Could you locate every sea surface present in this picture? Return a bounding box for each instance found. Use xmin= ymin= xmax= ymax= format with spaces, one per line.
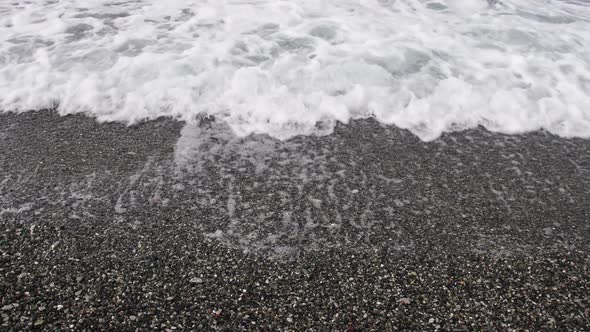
xmin=1 ymin=0 xmax=590 ymax=140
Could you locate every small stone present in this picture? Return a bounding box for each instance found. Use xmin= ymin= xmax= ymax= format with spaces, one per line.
xmin=56 ymin=305 xmax=63 ymax=310
xmin=129 ymin=315 xmax=137 ymax=321
xmin=212 ymin=310 xmax=222 ymax=319
xmin=429 ymin=318 xmax=435 ymax=324
xmin=1 ymin=305 xmax=13 ymax=311
xmin=34 ymin=319 xmax=44 ymax=326
xmin=399 ymin=298 xmax=411 ymax=305
xmin=309 ymin=197 xmax=322 ymax=208
xmin=286 ymin=316 xmax=293 ymax=323
xmin=189 ymin=277 xmax=203 ymax=284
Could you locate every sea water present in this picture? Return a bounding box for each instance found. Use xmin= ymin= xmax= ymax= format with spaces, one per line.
xmin=1 ymin=0 xmax=589 ymax=140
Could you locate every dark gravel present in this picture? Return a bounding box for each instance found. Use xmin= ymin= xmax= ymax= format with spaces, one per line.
xmin=1 ymin=110 xmax=589 ymax=331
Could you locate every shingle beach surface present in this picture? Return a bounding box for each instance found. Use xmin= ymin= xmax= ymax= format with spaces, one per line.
xmin=1 ymin=111 xmax=589 ymax=330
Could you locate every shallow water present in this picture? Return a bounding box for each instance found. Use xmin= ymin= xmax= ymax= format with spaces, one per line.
xmin=1 ymin=0 xmax=590 ymax=140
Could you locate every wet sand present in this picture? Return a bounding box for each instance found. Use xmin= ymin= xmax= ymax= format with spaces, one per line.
xmin=1 ymin=111 xmax=589 ymax=330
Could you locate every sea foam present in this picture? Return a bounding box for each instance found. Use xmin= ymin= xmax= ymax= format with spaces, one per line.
xmin=1 ymin=0 xmax=589 ymax=140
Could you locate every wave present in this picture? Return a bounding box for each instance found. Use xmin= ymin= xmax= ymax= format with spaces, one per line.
xmin=1 ymin=0 xmax=589 ymax=140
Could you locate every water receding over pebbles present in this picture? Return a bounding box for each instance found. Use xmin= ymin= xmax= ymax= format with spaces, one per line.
xmin=1 ymin=111 xmax=589 ymax=329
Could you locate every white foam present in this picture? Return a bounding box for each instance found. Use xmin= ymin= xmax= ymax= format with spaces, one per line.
xmin=1 ymin=0 xmax=590 ymax=140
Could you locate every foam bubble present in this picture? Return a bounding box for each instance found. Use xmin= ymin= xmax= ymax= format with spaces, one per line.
xmin=1 ymin=0 xmax=590 ymax=140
